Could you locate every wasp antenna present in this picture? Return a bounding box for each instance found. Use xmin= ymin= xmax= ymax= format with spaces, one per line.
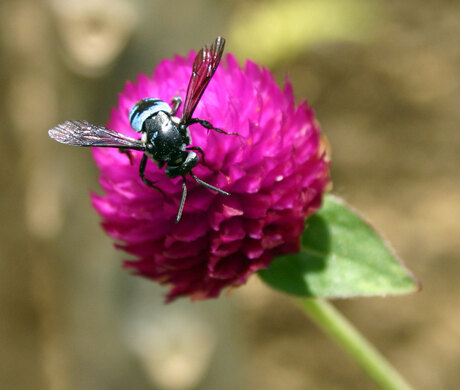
xmin=176 ymin=177 xmax=188 ymax=223
xmin=190 ymin=173 xmax=230 ymax=196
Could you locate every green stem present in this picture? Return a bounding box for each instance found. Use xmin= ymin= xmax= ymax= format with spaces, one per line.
xmin=298 ymin=298 xmax=413 ymax=390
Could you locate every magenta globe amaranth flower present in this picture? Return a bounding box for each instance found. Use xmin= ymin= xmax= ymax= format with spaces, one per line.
xmin=91 ymin=51 xmax=330 ymax=301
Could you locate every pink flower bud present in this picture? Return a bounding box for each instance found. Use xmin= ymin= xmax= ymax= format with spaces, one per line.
xmin=91 ymin=51 xmax=330 ymax=301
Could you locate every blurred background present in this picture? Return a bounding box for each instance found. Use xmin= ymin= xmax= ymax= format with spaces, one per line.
xmin=1 ymin=0 xmax=459 ymax=389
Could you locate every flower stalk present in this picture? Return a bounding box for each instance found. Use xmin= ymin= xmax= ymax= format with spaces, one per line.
xmin=298 ymin=299 xmax=413 ymax=390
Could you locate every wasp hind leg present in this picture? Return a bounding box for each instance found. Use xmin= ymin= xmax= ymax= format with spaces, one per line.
xmin=174 ymin=173 xmax=229 ymax=223
xmin=175 ymin=176 xmax=188 ymax=223
xmin=190 ymin=172 xmax=230 ymax=196
xmin=187 ymin=146 xmax=206 ymax=165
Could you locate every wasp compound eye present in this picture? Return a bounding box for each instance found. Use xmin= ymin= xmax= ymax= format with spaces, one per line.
xmin=129 ymin=98 xmax=172 ymax=132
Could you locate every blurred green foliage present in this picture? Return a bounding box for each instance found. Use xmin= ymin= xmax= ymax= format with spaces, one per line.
xmin=229 ymin=0 xmax=382 ymax=65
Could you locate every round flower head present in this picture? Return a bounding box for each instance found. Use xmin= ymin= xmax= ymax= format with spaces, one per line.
xmin=91 ymin=51 xmax=330 ymax=301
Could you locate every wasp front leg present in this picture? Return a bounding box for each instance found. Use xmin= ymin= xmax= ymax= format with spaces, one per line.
xmin=170 ymin=96 xmax=182 ymax=116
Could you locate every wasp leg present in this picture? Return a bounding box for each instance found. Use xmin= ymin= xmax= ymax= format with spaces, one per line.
xmin=187 ymin=146 xmax=206 ymax=165
xmin=187 ymin=118 xmax=238 ymax=135
xmin=119 ymin=148 xmax=134 ymax=165
xmin=175 ymin=176 xmax=187 ymax=223
xmin=190 ymin=172 xmax=230 ymax=196
xmin=171 ymin=96 xmax=182 ymax=116
xmin=139 ymin=154 xmax=166 ymax=197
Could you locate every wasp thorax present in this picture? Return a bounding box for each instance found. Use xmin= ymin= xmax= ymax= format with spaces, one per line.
xmin=142 ymin=111 xmax=187 ymax=164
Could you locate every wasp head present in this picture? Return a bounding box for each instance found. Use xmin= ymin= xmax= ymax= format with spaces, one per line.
xmin=129 ymin=98 xmax=172 ymax=132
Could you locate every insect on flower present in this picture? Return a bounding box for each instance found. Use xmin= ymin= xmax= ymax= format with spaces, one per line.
xmin=48 ymin=36 xmax=236 ymax=222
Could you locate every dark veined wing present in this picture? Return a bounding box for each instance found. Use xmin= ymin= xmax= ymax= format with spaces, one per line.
xmin=181 ymin=36 xmax=225 ymax=123
xmin=48 ymin=120 xmax=145 ymax=150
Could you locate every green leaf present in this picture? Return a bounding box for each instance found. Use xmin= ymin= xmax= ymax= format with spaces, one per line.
xmin=259 ymin=195 xmax=419 ymax=298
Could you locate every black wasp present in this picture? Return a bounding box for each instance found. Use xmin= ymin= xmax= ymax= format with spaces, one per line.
xmin=48 ymin=36 xmax=236 ymax=223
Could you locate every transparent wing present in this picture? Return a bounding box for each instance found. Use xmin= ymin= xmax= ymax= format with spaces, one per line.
xmin=48 ymin=120 xmax=145 ymax=150
xmin=181 ymin=36 xmax=225 ymax=123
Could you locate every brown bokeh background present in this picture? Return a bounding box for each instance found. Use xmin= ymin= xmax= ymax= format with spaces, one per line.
xmin=1 ymin=0 xmax=459 ymax=389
